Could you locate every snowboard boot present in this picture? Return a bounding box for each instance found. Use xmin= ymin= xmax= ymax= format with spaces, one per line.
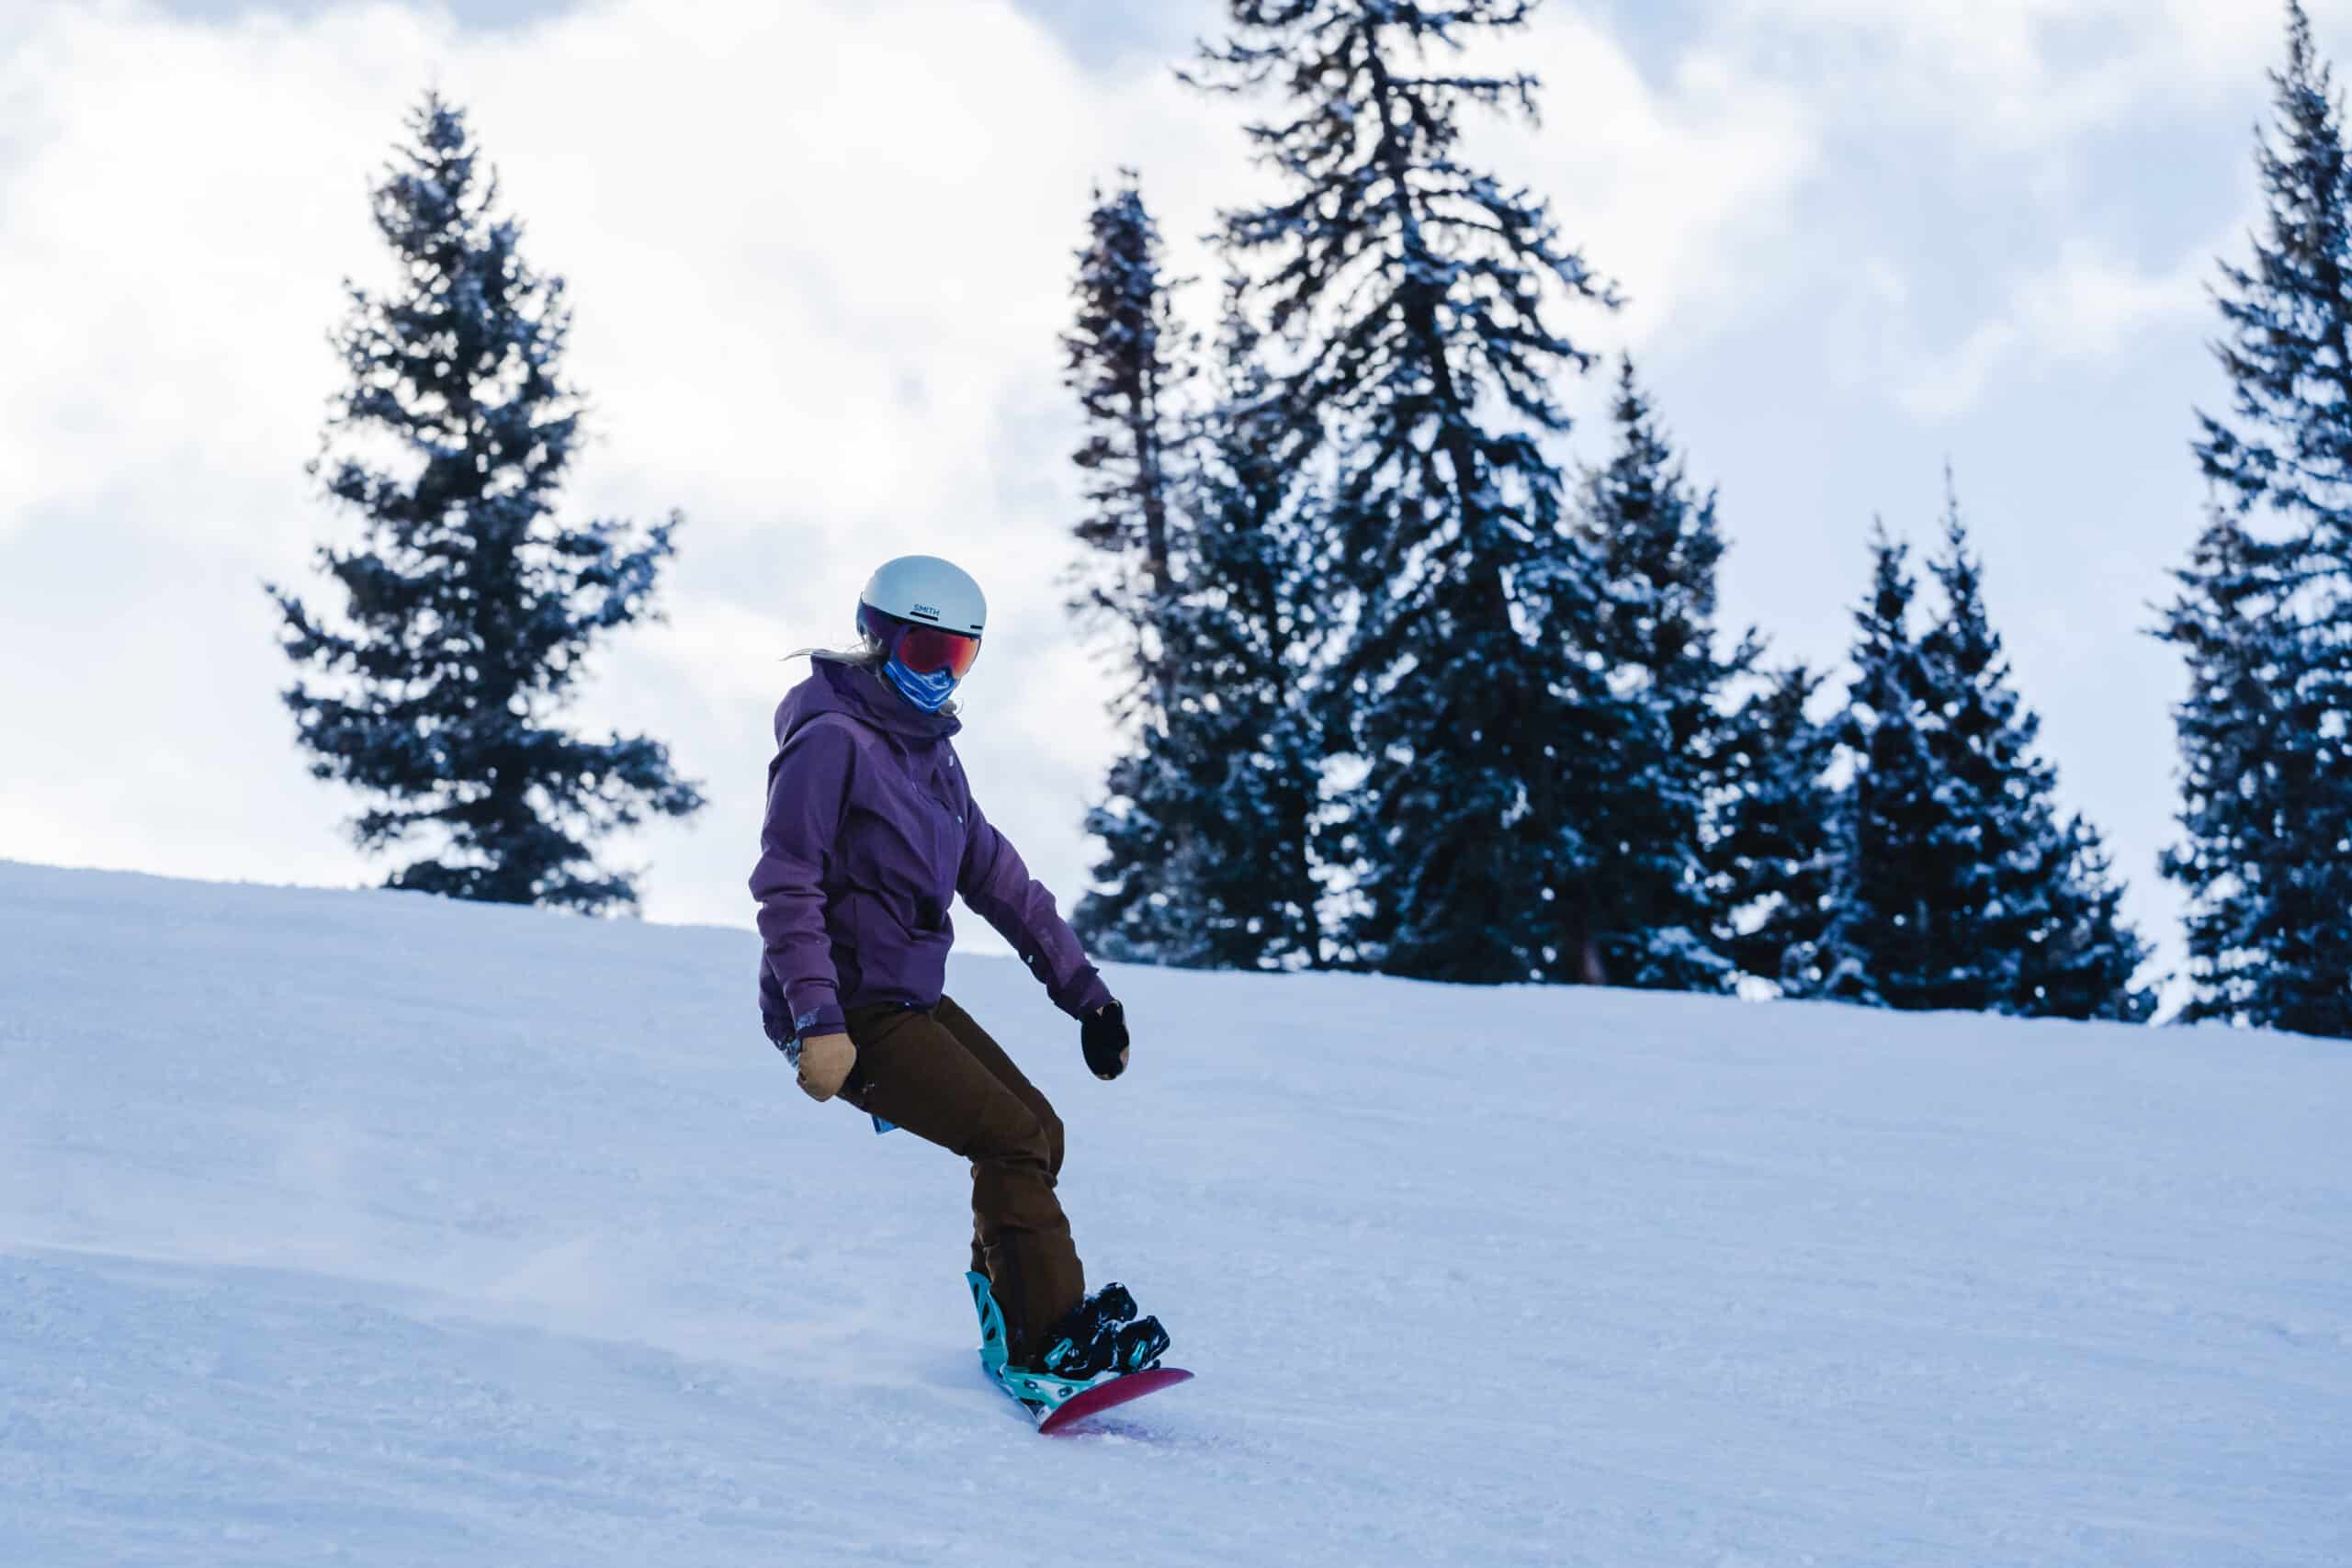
xmin=1036 ymin=1281 xmax=1138 ymax=1379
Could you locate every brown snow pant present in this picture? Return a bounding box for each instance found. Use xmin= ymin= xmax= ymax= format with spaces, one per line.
xmin=840 ymin=995 xmax=1081 ymax=1364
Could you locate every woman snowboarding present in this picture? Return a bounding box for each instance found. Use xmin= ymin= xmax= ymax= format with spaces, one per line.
xmin=751 ymin=554 xmax=1170 ymax=1386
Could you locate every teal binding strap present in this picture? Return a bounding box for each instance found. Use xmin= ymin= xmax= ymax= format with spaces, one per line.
xmin=965 ymin=1271 xmax=1093 ymax=1416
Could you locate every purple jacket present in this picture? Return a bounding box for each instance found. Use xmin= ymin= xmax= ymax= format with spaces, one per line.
xmin=751 ymin=657 xmax=1113 ymax=1039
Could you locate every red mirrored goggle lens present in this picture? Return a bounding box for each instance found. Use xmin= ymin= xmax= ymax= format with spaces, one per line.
xmin=893 ymin=624 xmax=981 ymax=679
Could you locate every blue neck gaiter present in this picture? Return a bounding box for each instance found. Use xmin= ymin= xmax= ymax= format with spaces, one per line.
xmin=883 ymin=655 xmax=959 ymax=714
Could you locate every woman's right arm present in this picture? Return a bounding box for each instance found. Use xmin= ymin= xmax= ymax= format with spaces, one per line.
xmin=750 ymin=717 xmax=855 ymax=1041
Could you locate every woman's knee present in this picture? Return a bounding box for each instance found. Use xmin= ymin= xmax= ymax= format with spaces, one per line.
xmin=972 ymin=1099 xmax=1054 ymax=1171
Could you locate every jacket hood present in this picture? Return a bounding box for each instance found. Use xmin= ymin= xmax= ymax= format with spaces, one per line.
xmin=774 ymin=655 xmax=963 ymax=749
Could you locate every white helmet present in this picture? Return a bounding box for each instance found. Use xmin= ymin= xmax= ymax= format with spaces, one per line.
xmin=859 ymin=555 xmax=987 ymax=638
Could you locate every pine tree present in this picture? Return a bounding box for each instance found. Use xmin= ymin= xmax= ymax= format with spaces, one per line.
xmin=2165 ymin=0 xmax=2352 ymax=1036
xmin=2202 ymin=2 xmax=2352 ymax=565
xmin=1064 ymin=172 xmax=1191 ymax=717
xmin=1079 ymin=276 xmax=1324 ymax=969
xmin=1572 ymin=358 xmax=1747 ymax=990
xmin=268 ymin=94 xmax=703 ymax=913
xmin=1711 ymin=662 xmax=1839 ymax=992
xmin=1190 ymin=0 xmax=1621 ymax=985
xmin=1807 ymin=526 xmax=1948 ymax=1006
xmin=2159 ymin=512 xmax=2340 ymax=1028
xmin=1813 ymin=502 xmax=2152 ymax=1020
xmin=2036 ymin=815 xmax=2158 ymax=1022
xmin=1918 ymin=484 xmax=2152 ymax=1021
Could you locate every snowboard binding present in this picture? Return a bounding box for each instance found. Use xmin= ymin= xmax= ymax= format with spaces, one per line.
xmin=967 ymin=1271 xmax=1098 ymax=1419
xmin=1039 ymin=1282 xmax=1171 ymax=1380
xmin=967 ymin=1272 xmax=1194 ymax=1435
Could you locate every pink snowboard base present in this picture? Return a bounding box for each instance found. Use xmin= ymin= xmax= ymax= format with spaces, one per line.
xmin=1035 ymin=1367 xmax=1195 ymax=1435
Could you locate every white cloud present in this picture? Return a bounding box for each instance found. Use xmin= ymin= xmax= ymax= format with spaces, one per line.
xmin=1893 ymin=239 xmax=2210 ymax=419
xmin=1468 ymin=8 xmax=1819 ymax=343
xmin=1727 ymin=0 xmax=2352 ymax=148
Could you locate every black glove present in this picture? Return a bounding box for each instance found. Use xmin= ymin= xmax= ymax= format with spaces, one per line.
xmin=1081 ymin=1001 xmax=1129 ymax=1081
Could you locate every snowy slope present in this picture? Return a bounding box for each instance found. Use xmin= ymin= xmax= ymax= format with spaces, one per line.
xmin=1 ymin=859 xmax=2346 ymax=1567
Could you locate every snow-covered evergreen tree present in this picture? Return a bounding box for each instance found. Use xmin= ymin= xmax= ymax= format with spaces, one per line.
xmin=1812 ymin=502 xmax=2152 ymax=1020
xmin=1918 ymin=487 xmax=2152 ymax=1021
xmin=2165 ymin=0 xmax=2352 ymax=1037
xmin=1806 ymin=527 xmax=1947 ymax=1007
xmin=1190 ymin=0 xmax=1620 ymax=985
xmin=1064 ymin=172 xmax=1191 ymax=717
xmin=2035 ymin=815 xmax=2159 ymax=1022
xmin=1572 ymin=358 xmax=1747 ymax=990
xmin=267 ymin=94 xmax=703 ymax=913
xmin=2159 ymin=512 xmax=2341 ymax=1030
xmin=1711 ymin=662 xmax=1839 ymax=992
xmin=1078 ymin=276 xmax=1324 ymax=970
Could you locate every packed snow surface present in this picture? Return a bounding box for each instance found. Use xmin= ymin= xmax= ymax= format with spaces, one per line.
xmin=3 ymin=860 xmax=2347 ymax=1565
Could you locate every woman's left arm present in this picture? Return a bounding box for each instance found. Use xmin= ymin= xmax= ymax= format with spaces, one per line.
xmin=956 ymin=789 xmax=1114 ymax=1020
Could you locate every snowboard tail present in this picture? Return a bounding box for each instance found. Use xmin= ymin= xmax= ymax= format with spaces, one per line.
xmin=965 ymin=1272 xmax=1193 ymax=1435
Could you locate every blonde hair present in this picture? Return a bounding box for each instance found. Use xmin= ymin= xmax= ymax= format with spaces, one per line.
xmin=784 ymin=635 xmax=888 ymax=669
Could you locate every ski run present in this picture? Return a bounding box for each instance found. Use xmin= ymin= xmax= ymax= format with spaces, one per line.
xmin=2 ymin=860 xmax=2346 ymax=1565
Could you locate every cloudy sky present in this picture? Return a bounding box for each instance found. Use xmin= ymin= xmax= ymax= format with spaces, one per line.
xmin=0 ymin=0 xmax=2330 ymax=991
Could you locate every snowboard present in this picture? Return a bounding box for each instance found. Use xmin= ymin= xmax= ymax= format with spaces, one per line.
xmin=965 ymin=1272 xmax=1194 ymax=1435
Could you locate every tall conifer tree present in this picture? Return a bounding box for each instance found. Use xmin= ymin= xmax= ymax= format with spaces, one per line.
xmin=1190 ymin=0 xmax=1621 ymax=984
xmin=1079 ymin=277 xmax=1324 ymax=969
xmin=1064 ymin=172 xmax=1190 ymax=718
xmin=1815 ymin=504 xmax=2151 ymax=1019
xmin=268 ymin=94 xmax=702 ymax=912
xmin=1808 ymin=528 xmax=1947 ymax=1006
xmin=2165 ymin=0 xmax=2352 ymax=1036
xmin=1919 ymin=486 xmax=2152 ymax=1020
xmin=1573 ymin=359 xmax=1747 ymax=989
xmin=2160 ymin=513 xmax=2335 ymax=1027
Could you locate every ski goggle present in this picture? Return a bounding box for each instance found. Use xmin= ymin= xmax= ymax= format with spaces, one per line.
xmin=862 ymin=605 xmax=981 ymax=679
